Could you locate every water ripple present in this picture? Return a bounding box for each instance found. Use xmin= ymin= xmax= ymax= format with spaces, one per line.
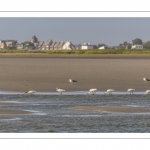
xmin=0 ymin=94 xmax=149 ymax=132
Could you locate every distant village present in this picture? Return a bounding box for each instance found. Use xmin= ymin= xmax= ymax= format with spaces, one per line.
xmin=0 ymin=36 xmax=145 ymax=50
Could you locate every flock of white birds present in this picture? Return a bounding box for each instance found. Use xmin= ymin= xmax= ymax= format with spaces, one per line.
xmin=25 ymin=78 xmax=150 ymax=95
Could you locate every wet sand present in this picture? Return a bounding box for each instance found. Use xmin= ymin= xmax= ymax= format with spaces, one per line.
xmin=0 ymin=54 xmax=150 ymax=92
xmin=69 ymin=106 xmax=150 ymax=113
xmin=0 ymin=101 xmax=17 ymax=105
xmin=0 ymin=101 xmax=31 ymax=115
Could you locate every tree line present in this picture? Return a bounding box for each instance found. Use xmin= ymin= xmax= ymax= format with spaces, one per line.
xmin=92 ymin=38 xmax=150 ymax=49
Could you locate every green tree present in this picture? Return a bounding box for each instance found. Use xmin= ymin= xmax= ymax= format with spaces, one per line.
xmin=118 ymin=44 xmax=124 ymax=49
xmin=143 ymin=41 xmax=150 ymax=49
xmin=5 ymin=40 xmax=17 ymax=50
xmin=23 ymin=41 xmax=34 ymax=50
xmin=126 ymin=43 xmax=131 ymax=49
xmin=98 ymin=43 xmax=106 ymax=48
xmin=93 ymin=45 xmax=98 ymax=49
xmin=132 ymin=38 xmax=143 ymax=45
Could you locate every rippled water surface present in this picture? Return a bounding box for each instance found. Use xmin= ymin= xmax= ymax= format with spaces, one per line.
xmin=0 ymin=92 xmax=150 ymax=133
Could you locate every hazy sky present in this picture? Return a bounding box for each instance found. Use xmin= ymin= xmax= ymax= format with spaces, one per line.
xmin=0 ymin=18 xmax=150 ymax=46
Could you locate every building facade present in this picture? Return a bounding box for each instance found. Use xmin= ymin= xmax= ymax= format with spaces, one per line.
xmin=98 ymin=45 xmax=108 ymax=49
xmin=81 ymin=43 xmax=93 ymax=49
xmin=62 ymin=41 xmax=75 ymax=50
xmin=131 ymin=45 xmax=143 ymax=49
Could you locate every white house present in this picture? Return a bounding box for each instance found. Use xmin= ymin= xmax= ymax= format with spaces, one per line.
xmin=81 ymin=43 xmax=93 ymax=50
xmin=62 ymin=41 xmax=75 ymax=50
xmin=16 ymin=43 xmax=24 ymax=50
xmin=98 ymin=45 xmax=108 ymax=49
xmin=131 ymin=45 xmax=143 ymax=49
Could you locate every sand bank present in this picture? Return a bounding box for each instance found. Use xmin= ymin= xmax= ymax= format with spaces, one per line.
xmin=0 ymin=54 xmax=150 ymax=92
xmin=0 ymin=108 xmax=31 ymax=114
xmin=0 ymin=101 xmax=31 ymax=115
xmin=0 ymin=101 xmax=18 ymax=105
xmin=69 ymin=106 xmax=150 ymax=113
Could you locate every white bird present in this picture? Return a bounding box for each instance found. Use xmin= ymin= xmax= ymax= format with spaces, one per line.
xmin=56 ymin=88 xmax=65 ymax=95
xmin=143 ymin=78 xmax=150 ymax=82
xmin=69 ymin=79 xmax=77 ymax=83
xmin=126 ymin=89 xmax=135 ymax=95
xmin=25 ymin=90 xmax=36 ymax=95
xmin=87 ymin=88 xmax=97 ymax=95
xmin=104 ymin=89 xmax=114 ymax=95
xmin=144 ymin=90 xmax=150 ymax=95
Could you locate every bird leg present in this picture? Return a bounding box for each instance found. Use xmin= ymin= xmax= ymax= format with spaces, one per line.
xmin=93 ymin=91 xmax=96 ymax=95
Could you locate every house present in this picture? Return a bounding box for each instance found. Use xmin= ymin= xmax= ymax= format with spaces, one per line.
xmin=54 ymin=42 xmax=60 ymax=50
xmin=0 ymin=40 xmax=6 ymax=49
xmin=23 ymin=42 xmax=35 ymax=50
xmin=30 ymin=36 xmax=38 ymax=43
xmin=41 ymin=39 xmax=53 ymax=50
xmin=0 ymin=40 xmax=16 ymax=49
xmin=57 ymin=42 xmax=64 ymax=50
xmin=37 ymin=41 xmax=44 ymax=50
xmin=16 ymin=43 xmax=24 ymax=50
xmin=131 ymin=45 xmax=143 ymax=49
xmin=49 ymin=41 xmax=57 ymax=50
xmin=74 ymin=44 xmax=81 ymax=50
xmin=62 ymin=41 xmax=76 ymax=50
xmin=81 ymin=43 xmax=93 ymax=50
xmin=98 ymin=45 xmax=108 ymax=49
xmin=33 ymin=43 xmax=39 ymax=49
xmin=5 ymin=40 xmax=16 ymax=47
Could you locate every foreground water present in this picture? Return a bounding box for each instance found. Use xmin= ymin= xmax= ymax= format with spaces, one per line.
xmin=0 ymin=91 xmax=150 ymax=133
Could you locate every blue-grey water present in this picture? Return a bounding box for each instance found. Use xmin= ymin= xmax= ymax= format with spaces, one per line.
xmin=0 ymin=91 xmax=150 ymax=133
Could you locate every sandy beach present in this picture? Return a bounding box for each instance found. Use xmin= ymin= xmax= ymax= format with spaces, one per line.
xmin=0 ymin=54 xmax=150 ymax=92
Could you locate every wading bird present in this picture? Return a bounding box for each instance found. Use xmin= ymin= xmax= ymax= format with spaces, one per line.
xmin=126 ymin=89 xmax=135 ymax=95
xmin=145 ymin=90 xmax=150 ymax=95
xmin=104 ymin=89 xmax=114 ymax=95
xmin=56 ymin=88 xmax=65 ymax=95
xmin=25 ymin=90 xmax=36 ymax=95
xmin=69 ymin=79 xmax=77 ymax=83
xmin=87 ymin=88 xmax=97 ymax=95
xmin=143 ymin=78 xmax=150 ymax=82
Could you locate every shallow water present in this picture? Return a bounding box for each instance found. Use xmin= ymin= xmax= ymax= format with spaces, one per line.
xmin=0 ymin=91 xmax=150 ymax=133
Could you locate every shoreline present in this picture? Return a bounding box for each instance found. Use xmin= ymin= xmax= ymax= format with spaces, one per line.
xmin=0 ymin=90 xmax=148 ymax=94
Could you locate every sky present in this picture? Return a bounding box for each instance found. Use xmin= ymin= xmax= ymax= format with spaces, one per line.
xmin=0 ymin=17 xmax=150 ymax=46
